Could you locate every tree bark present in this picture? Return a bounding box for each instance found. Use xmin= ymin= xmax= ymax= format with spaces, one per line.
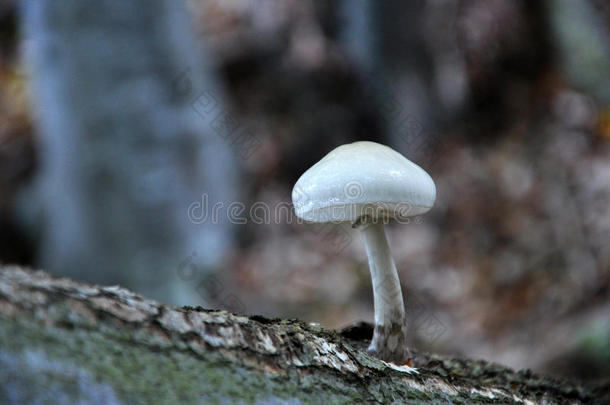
xmin=0 ymin=266 xmax=605 ymax=404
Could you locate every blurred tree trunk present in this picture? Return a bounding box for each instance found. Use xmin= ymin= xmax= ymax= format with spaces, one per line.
xmin=339 ymin=0 xmax=465 ymax=166
xmin=1 ymin=266 xmax=605 ymax=404
xmin=548 ymin=0 xmax=610 ymax=105
xmin=372 ymin=0 xmax=439 ymax=147
xmin=21 ymin=0 xmax=237 ymax=304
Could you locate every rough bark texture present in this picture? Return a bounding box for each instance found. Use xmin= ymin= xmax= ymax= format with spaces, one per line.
xmin=0 ymin=266 xmax=607 ymax=404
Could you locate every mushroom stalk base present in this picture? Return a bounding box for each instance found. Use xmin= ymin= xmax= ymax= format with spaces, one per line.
xmin=360 ymin=221 xmax=409 ymax=364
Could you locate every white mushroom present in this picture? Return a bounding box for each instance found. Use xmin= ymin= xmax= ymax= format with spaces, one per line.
xmin=292 ymin=141 xmax=436 ymax=364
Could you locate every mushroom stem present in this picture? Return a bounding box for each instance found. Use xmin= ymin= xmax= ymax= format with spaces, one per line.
xmin=360 ymin=220 xmax=408 ymax=363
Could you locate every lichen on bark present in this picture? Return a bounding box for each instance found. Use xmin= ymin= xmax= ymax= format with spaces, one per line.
xmin=0 ymin=266 xmax=606 ymax=404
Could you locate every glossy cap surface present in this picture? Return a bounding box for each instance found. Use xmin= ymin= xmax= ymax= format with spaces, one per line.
xmin=292 ymin=141 xmax=436 ymax=223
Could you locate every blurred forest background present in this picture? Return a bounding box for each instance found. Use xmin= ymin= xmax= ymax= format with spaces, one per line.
xmin=1 ymin=0 xmax=609 ymax=383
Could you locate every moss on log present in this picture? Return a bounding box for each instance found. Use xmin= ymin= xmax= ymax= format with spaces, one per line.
xmin=0 ymin=266 xmax=606 ymax=404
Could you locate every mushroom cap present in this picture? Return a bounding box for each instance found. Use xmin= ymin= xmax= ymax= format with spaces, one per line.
xmin=292 ymin=141 xmax=436 ymax=223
